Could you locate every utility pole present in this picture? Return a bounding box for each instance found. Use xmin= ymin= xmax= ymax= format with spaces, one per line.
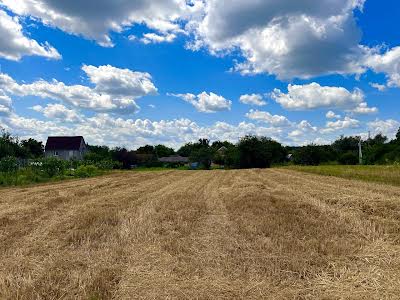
xmin=358 ymin=137 xmax=363 ymax=165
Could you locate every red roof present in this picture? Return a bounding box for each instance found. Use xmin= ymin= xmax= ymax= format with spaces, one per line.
xmin=45 ymin=136 xmax=85 ymax=151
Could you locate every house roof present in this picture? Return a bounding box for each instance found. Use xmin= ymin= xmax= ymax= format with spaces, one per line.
xmin=45 ymin=136 xmax=85 ymax=151
xmin=159 ymin=155 xmax=189 ymax=163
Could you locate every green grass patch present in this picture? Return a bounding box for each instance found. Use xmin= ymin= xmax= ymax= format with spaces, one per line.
xmin=285 ymin=164 xmax=400 ymax=187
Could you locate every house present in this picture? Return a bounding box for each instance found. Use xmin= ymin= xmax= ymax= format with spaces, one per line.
xmin=45 ymin=136 xmax=87 ymax=160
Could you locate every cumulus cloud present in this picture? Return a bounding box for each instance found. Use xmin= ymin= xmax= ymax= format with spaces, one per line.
xmin=0 ymin=92 xmax=12 ymax=115
xmin=0 ymin=9 xmax=60 ymax=61
xmin=31 ymin=104 xmax=82 ymax=122
xmin=271 ymin=82 xmax=377 ymax=113
xmin=320 ymin=116 xmax=360 ymax=133
xmin=0 ymin=0 xmax=201 ymax=46
xmin=245 ymin=109 xmax=292 ymax=127
xmin=326 ymin=111 xmax=341 ymax=119
xmin=365 ymin=47 xmax=400 ymax=88
xmin=351 ymin=102 xmax=378 ymax=115
xmin=367 ymin=119 xmax=400 ymax=139
xmin=288 ymin=120 xmax=317 ymax=139
xmin=0 ymin=65 xmax=157 ymax=114
xmin=170 ymin=92 xmax=231 ymax=113
xmin=82 ymin=65 xmax=158 ymax=100
xmin=239 ymin=94 xmax=266 ymax=106
xmin=0 ymin=112 xmax=282 ymax=149
xmin=141 ymin=33 xmax=177 ymax=44
xmin=189 ymin=0 xmax=366 ymax=79
xmin=1 ymin=107 xmax=395 ymax=149
xmin=369 ymin=82 xmax=387 ymax=92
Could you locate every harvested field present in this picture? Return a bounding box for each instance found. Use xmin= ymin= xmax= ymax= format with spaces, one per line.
xmin=1 ymin=169 xmax=400 ymax=299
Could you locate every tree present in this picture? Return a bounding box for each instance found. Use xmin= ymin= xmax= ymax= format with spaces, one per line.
xmin=85 ymin=145 xmax=112 ymax=161
xmin=396 ymin=128 xmax=400 ymax=142
xmin=190 ymin=147 xmax=213 ymax=169
xmin=187 ymin=139 xmax=213 ymax=169
xmin=211 ymin=141 xmax=234 ymax=151
xmin=224 ymin=146 xmax=240 ymax=168
xmin=237 ymin=136 xmax=283 ymax=169
xmin=178 ymin=139 xmax=211 ymax=158
xmin=136 ymin=145 xmax=155 ymax=155
xmin=0 ymin=129 xmax=19 ymax=159
xmin=21 ymin=138 xmax=44 ymax=158
xmin=292 ymin=144 xmax=322 ymax=166
xmin=366 ymin=133 xmax=387 ymax=146
xmin=111 ymin=147 xmax=137 ymax=169
xmin=333 ymin=135 xmax=359 ymax=153
xmin=177 ymin=143 xmax=194 ymax=157
xmin=362 ymin=133 xmax=388 ymax=164
xmin=154 ymin=145 xmax=175 ymax=158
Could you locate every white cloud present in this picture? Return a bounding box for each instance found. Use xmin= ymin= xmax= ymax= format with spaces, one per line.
xmin=351 ymin=102 xmax=378 ymax=115
xmin=0 ymin=65 xmax=157 ymax=114
xmin=170 ymin=92 xmax=231 ymax=113
xmin=0 ymin=112 xmax=282 ymax=149
xmin=320 ymin=116 xmax=360 ymax=133
xmin=288 ymin=120 xmax=317 ymax=139
xmin=271 ymin=82 xmax=377 ymax=113
xmin=367 ymin=119 xmax=400 ymax=139
xmin=239 ymin=94 xmax=266 ymax=106
xmin=0 ymin=9 xmax=60 ymax=61
xmin=326 ymin=111 xmax=341 ymax=119
xmin=0 ymin=92 xmax=12 ymax=115
xmin=365 ymin=47 xmax=400 ymax=88
xmin=82 ymin=65 xmax=158 ymax=100
xmin=188 ymin=0 xmax=367 ymax=79
xmin=0 ymin=0 xmax=200 ymax=47
xmin=31 ymin=104 xmax=82 ymax=122
xmin=245 ymin=109 xmax=292 ymax=127
xmin=141 ymin=33 xmax=177 ymax=44
xmin=369 ymin=82 xmax=387 ymax=92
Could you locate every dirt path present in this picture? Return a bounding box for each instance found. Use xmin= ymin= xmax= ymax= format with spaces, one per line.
xmin=0 ymin=169 xmax=399 ymax=299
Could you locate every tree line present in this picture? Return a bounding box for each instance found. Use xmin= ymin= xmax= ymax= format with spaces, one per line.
xmin=1 ymin=127 xmax=400 ymax=175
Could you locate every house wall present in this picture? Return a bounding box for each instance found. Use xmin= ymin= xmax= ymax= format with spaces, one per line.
xmin=45 ymin=150 xmax=85 ymax=161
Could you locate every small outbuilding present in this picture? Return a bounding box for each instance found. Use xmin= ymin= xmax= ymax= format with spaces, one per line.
xmin=45 ymin=136 xmax=87 ymax=160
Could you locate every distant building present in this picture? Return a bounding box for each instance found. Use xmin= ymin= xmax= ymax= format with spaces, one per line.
xmin=45 ymin=136 xmax=87 ymax=160
xmin=159 ymin=155 xmax=189 ymax=166
xmin=217 ymin=146 xmax=228 ymax=154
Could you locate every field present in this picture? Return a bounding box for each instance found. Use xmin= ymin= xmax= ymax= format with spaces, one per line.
xmin=1 ymin=169 xmax=400 ymax=299
xmin=286 ymin=165 xmax=400 ymax=187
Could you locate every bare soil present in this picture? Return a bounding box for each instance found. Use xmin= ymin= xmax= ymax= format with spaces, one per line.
xmin=1 ymin=169 xmax=399 ymax=299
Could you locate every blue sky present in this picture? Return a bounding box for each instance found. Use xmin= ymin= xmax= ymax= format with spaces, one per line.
xmin=0 ymin=0 xmax=399 ymax=149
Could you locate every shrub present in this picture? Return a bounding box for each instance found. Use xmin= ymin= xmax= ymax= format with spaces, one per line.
xmin=74 ymin=165 xmax=100 ymax=178
xmin=41 ymin=158 xmax=66 ymax=177
xmin=338 ymin=152 xmax=359 ymax=165
xmin=0 ymin=156 xmax=19 ymax=173
xmin=95 ymin=160 xmax=120 ymax=170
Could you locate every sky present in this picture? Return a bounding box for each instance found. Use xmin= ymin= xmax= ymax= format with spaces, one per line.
xmin=0 ymin=0 xmax=399 ymax=149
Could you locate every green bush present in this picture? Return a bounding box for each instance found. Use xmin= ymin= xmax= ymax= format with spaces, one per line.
xmin=0 ymin=156 xmax=19 ymax=173
xmin=338 ymin=152 xmax=359 ymax=165
xmin=41 ymin=157 xmax=66 ymax=177
xmin=74 ymin=165 xmax=100 ymax=178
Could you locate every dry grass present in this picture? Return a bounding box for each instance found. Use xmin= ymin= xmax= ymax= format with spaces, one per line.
xmin=286 ymin=164 xmax=400 ymax=187
xmin=1 ymin=169 xmax=400 ymax=299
